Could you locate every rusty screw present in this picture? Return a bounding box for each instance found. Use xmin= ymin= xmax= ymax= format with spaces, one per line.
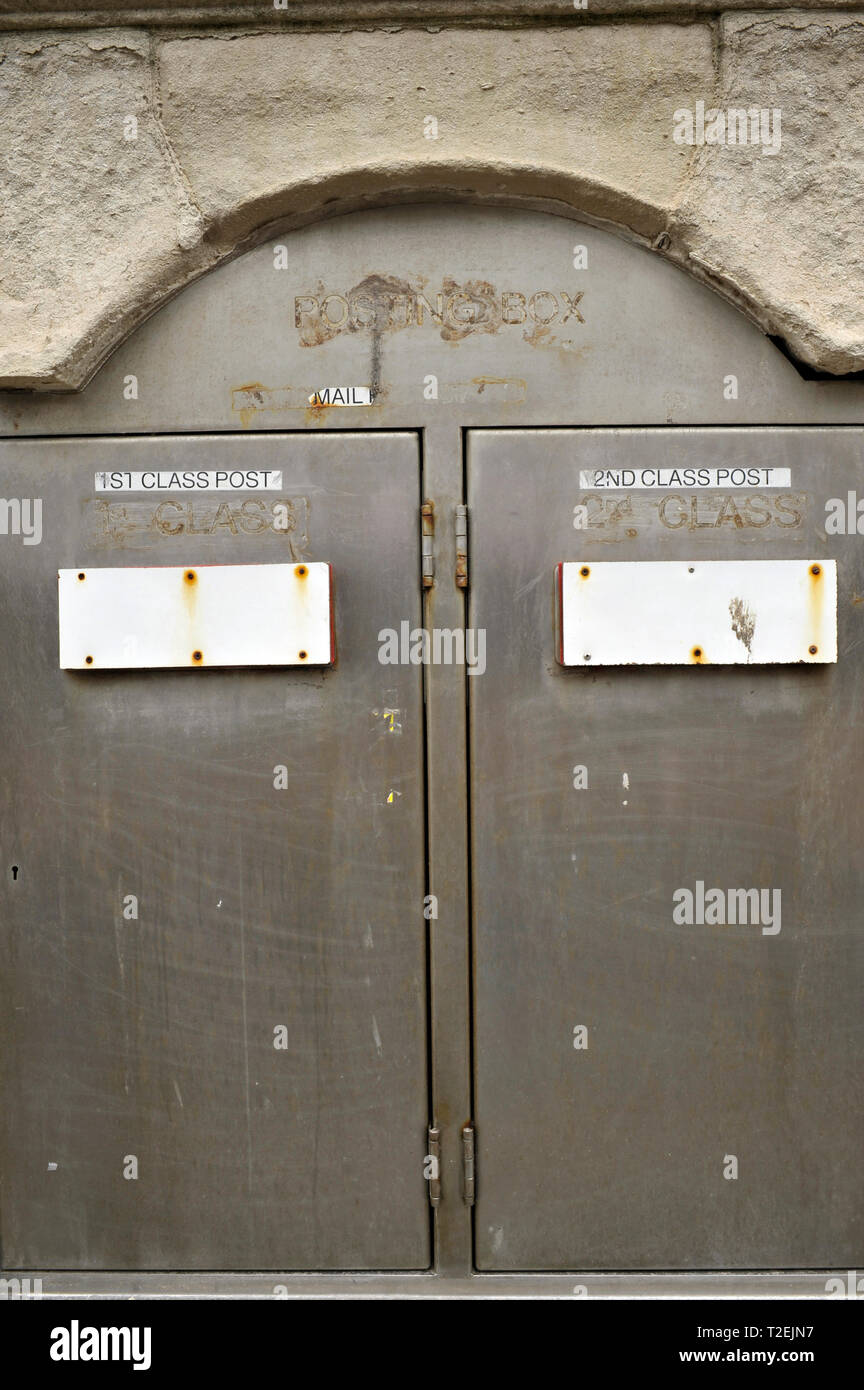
xmin=580 ymin=566 xmax=590 ymax=578
xmin=85 ymin=655 xmax=93 ymax=665
xmin=809 ymin=644 xmax=818 ymax=655
xmin=692 ymin=646 xmax=703 ymax=660
xmin=185 ymin=570 xmax=196 ymax=583
xmin=77 ymin=572 xmax=86 ymax=581
xmin=810 ymin=564 xmax=821 ymax=577
xmin=298 ymin=650 xmax=308 ymax=660
xmin=295 ymin=565 xmax=308 ymax=578
xmin=192 ymin=650 xmax=203 ymax=663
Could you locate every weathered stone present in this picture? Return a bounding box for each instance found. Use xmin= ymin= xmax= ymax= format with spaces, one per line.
xmin=2 ymin=15 xmax=864 ymax=386
xmin=156 ymin=25 xmax=707 ymax=240
xmin=0 ymin=29 xmax=209 ymax=388
xmin=671 ymin=12 xmax=864 ymax=374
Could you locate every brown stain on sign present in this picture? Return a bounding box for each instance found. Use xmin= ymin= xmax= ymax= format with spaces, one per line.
xmin=807 ymin=561 xmax=824 ymax=658
xmin=183 ymin=567 xmax=201 ymax=662
xmin=729 ymin=596 xmax=756 ymax=654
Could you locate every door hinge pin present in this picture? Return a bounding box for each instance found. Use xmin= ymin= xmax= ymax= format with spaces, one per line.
xmin=427 ymin=1124 xmax=442 ymax=1206
xmin=455 ymin=504 xmax=468 ymax=589
xmin=461 ymin=1123 xmax=475 ymax=1205
xmin=421 ymin=500 xmax=435 ymax=589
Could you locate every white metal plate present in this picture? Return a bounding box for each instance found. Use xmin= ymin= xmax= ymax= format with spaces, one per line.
xmin=556 ymin=560 xmax=837 ymax=666
xmin=58 ymin=563 xmax=333 ymax=670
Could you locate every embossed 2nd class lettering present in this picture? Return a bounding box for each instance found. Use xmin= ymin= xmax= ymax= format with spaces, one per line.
xmin=574 ymin=493 xmax=805 ymax=535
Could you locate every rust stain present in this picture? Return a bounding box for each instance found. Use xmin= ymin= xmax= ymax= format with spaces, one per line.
xmin=440 ymin=276 xmax=500 ymax=343
xmin=182 ymin=569 xmax=199 ymax=651
xmin=690 ymin=645 xmax=706 ymax=663
xmin=297 ymin=273 xmax=415 ymax=349
xmin=349 ymin=273 xmax=414 ymax=332
xmin=303 ymin=396 xmax=347 ymax=426
xmin=807 ymin=560 xmax=824 ymax=656
xmin=295 ymin=279 xmax=339 ymax=347
xmin=470 ymin=375 xmax=526 ymax=398
xmin=232 ymin=381 xmax=266 ymax=429
xmin=522 ymin=320 xmax=551 ymax=349
xmin=421 ymin=499 xmax=435 ymax=590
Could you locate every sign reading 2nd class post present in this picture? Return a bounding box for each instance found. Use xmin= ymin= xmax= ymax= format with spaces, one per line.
xmin=95 ymin=471 xmax=283 ymax=492
xmin=579 ymin=467 xmax=792 ymax=490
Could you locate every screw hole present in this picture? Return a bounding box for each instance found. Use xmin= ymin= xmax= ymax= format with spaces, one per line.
xmin=77 ymin=572 xmax=85 ymax=581
xmin=295 ymin=565 xmax=308 ymax=577
xmin=810 ymin=564 xmax=821 ymax=577
xmin=192 ymin=650 xmax=203 ymax=663
xmin=298 ymin=650 xmax=308 ymax=661
xmin=579 ymin=566 xmax=590 ymax=578
xmin=809 ymin=644 xmax=818 ymax=655
xmin=85 ymin=655 xmax=93 ymax=665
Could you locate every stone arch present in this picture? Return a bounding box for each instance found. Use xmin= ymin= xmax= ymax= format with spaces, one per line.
xmin=2 ymin=18 xmax=862 ymax=388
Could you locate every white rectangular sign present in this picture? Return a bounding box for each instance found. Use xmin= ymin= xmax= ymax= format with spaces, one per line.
xmin=308 ymin=386 xmax=374 ymax=407
xmin=557 ymin=559 xmax=837 ymax=666
xmin=95 ymin=470 xmax=283 ymax=492
xmin=578 ymin=467 xmax=792 ymax=490
xmin=59 ymin=563 xmax=333 ymax=670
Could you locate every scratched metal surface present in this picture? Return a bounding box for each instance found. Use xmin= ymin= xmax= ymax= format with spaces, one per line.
xmin=3 ymin=206 xmax=864 ymax=1283
xmin=469 ymin=428 xmax=864 ymax=1270
xmin=0 ymin=432 xmax=430 ymax=1270
xmin=6 ymin=206 xmax=864 ymax=438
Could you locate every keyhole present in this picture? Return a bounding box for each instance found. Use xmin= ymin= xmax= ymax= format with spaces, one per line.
xmin=11 ymin=865 xmax=19 ymax=881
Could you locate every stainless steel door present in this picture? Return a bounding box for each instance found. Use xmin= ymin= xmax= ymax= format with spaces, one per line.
xmin=468 ymin=427 xmax=864 ymax=1270
xmin=0 ymin=431 xmax=429 ymax=1270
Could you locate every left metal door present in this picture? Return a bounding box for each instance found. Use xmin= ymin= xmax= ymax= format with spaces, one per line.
xmin=0 ymin=431 xmax=430 ymax=1271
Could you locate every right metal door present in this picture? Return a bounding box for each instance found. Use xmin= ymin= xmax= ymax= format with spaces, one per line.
xmin=468 ymin=427 xmax=864 ymax=1271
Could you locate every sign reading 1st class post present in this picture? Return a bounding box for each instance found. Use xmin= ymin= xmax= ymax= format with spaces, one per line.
xmin=95 ymin=471 xmax=284 ymax=492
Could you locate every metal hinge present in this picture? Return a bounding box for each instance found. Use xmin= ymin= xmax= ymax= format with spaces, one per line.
xmin=421 ymin=500 xmax=435 ymax=589
xmin=461 ymin=1123 xmax=475 ymax=1205
xmin=455 ymin=504 xmax=469 ymax=589
xmin=426 ymin=1125 xmax=441 ymax=1206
